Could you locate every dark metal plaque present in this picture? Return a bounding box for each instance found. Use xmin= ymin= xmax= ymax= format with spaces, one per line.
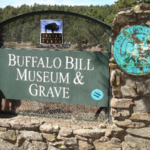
xmin=113 ymin=25 xmax=150 ymax=75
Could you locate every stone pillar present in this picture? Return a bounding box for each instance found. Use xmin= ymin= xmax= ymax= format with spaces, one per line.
xmin=110 ymin=3 xmax=150 ymax=150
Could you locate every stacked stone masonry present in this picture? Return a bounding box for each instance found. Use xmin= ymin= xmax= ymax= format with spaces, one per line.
xmin=110 ymin=3 xmax=150 ymax=150
xmin=0 ymin=116 xmax=124 ymax=150
xmin=1 ymin=3 xmax=150 ymax=150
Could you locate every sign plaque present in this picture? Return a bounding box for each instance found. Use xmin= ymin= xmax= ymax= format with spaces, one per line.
xmin=0 ymin=49 xmax=109 ymax=107
xmin=40 ymin=20 xmax=63 ymax=45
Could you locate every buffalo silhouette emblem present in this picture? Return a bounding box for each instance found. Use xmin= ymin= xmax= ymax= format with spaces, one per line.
xmin=45 ymin=23 xmax=59 ymax=33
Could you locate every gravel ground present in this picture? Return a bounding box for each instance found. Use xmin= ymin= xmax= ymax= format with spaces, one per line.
xmin=2 ymin=100 xmax=108 ymax=129
xmin=15 ymin=100 xmax=106 ymax=122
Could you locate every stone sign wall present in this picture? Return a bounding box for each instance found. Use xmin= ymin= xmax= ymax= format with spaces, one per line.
xmin=0 ymin=3 xmax=150 ymax=150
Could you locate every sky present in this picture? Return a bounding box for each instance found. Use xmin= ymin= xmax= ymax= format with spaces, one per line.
xmin=1 ymin=0 xmax=116 ymax=8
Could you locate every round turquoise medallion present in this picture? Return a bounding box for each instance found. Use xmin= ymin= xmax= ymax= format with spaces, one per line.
xmin=113 ymin=25 xmax=150 ymax=75
xmin=91 ymin=89 xmax=104 ymax=100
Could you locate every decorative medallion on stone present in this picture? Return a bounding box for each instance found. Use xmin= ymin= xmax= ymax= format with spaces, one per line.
xmin=113 ymin=25 xmax=150 ymax=75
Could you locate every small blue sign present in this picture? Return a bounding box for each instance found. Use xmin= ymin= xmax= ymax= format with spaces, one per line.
xmin=91 ymin=89 xmax=104 ymax=100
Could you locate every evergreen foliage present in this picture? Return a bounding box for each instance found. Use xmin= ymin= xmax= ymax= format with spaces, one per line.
xmin=0 ymin=1 xmax=148 ymax=49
